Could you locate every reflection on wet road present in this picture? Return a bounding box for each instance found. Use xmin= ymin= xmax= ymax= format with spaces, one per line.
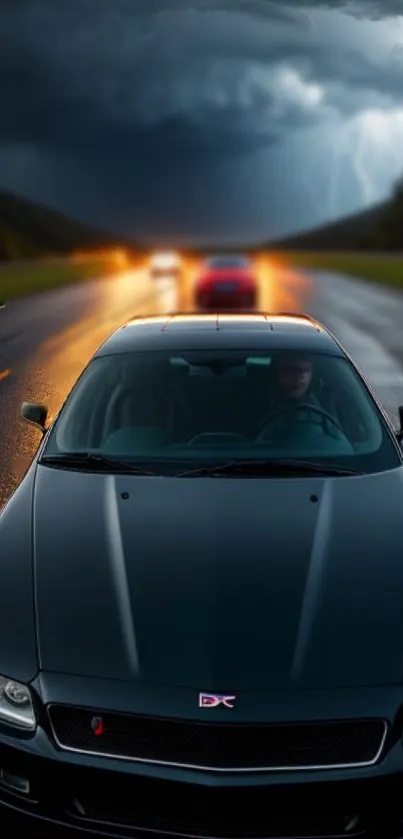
xmin=306 ymin=270 xmax=403 ymax=427
xmin=0 ymin=263 xmax=194 ymax=507
xmin=1 ymin=254 xmax=403 ymax=507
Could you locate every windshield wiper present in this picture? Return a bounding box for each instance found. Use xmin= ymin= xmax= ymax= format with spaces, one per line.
xmin=176 ymin=459 xmax=362 ymax=478
xmin=40 ymin=453 xmax=156 ymax=475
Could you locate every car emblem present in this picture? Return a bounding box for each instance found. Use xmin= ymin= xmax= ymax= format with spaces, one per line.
xmin=199 ymin=692 xmax=236 ymax=708
xmin=90 ymin=716 xmax=104 ymax=736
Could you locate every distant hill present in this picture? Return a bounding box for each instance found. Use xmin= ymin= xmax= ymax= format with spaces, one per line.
xmin=191 ymin=200 xmax=395 ymax=255
xmin=0 ymin=191 xmax=134 ymax=260
xmin=267 ymin=202 xmax=389 ymax=251
xmin=267 ymin=174 xmax=403 ymax=251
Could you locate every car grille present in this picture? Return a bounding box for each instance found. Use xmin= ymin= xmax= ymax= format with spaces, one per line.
xmin=48 ymin=706 xmax=387 ymax=771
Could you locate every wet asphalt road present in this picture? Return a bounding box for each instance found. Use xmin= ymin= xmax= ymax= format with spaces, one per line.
xmin=1 ymin=256 xmax=403 ymax=509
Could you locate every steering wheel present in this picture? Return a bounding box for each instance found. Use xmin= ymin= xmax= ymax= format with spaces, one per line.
xmin=255 ymin=403 xmax=343 ymax=441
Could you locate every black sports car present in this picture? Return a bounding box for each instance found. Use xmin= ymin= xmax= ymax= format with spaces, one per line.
xmin=1 ymin=312 xmax=403 ymax=838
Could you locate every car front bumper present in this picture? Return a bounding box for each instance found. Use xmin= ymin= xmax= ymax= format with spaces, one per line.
xmin=2 ymin=676 xmax=403 ymax=838
xmin=2 ymin=737 xmax=403 ymax=839
xmin=0 ymin=730 xmax=403 ymax=839
xmin=150 ymin=266 xmax=181 ymax=279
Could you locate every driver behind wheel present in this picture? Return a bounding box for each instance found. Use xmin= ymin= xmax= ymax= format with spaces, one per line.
xmin=261 ymin=353 xmax=341 ymax=435
xmin=276 ymin=355 xmax=314 ymax=402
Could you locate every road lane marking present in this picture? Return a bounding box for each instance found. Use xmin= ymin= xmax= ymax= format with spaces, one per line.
xmin=0 ymin=369 xmax=11 ymax=381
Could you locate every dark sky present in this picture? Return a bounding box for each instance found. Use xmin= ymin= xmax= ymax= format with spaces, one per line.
xmin=1 ymin=1 xmax=403 ymax=244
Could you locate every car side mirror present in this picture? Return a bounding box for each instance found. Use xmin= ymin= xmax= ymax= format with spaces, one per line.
xmin=396 ymin=405 xmax=403 ymax=443
xmin=21 ymin=402 xmax=48 ymax=433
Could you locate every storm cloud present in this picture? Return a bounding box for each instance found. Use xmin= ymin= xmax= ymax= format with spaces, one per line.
xmin=1 ymin=0 xmax=403 ymax=240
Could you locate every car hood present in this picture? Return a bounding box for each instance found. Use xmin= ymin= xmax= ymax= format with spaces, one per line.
xmin=33 ymin=464 xmax=403 ymax=690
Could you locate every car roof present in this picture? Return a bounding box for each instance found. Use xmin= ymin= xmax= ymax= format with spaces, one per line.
xmin=94 ymin=313 xmax=344 ymax=357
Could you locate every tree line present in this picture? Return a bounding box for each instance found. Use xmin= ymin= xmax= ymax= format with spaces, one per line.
xmin=361 ymin=176 xmax=403 ymax=250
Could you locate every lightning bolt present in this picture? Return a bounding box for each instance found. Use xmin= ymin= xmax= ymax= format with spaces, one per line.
xmin=351 ymin=119 xmax=375 ymax=205
xmin=324 ymin=109 xmax=403 ymax=217
xmin=326 ymin=129 xmax=347 ymax=218
xmin=353 ymin=110 xmax=403 ymax=205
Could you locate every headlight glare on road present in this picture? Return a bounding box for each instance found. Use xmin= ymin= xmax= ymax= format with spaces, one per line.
xmin=0 ymin=675 xmax=36 ymax=730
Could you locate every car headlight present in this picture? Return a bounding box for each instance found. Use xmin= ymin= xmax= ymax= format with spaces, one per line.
xmin=0 ymin=675 xmax=36 ymax=730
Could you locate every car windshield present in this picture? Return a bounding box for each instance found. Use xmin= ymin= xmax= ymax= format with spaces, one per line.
xmin=42 ymin=348 xmax=400 ymax=475
xmin=207 ymin=255 xmax=250 ymax=268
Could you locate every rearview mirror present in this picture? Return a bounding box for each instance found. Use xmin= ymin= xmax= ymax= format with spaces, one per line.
xmin=21 ymin=402 xmax=48 ymax=433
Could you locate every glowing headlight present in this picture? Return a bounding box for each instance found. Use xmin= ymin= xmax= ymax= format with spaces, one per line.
xmin=150 ymin=251 xmax=180 ymax=270
xmin=0 ymin=675 xmax=36 ymax=730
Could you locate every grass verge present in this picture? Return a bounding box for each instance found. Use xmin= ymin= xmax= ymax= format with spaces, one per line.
xmin=272 ymin=251 xmax=403 ymax=288
xmin=0 ymin=256 xmax=129 ymax=302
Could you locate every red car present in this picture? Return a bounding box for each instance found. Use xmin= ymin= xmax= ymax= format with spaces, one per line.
xmin=195 ymin=255 xmax=258 ymax=311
